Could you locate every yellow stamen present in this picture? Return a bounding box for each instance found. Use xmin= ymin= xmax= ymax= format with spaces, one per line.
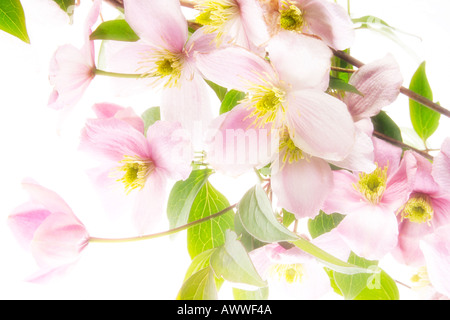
xmin=138 ymin=49 xmax=184 ymax=88
xmin=278 ymin=129 xmax=304 ymax=165
xmin=279 ymin=2 xmax=305 ymax=32
xmin=354 ymin=164 xmax=388 ymax=204
xmin=269 ymin=263 xmax=304 ymax=284
xmin=400 ymin=194 xmax=434 ymax=225
xmin=115 ymin=155 xmax=155 ymax=194
xmin=195 ymin=0 xmax=239 ymax=42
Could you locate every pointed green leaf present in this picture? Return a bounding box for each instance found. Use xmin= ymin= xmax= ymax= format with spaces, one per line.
xmin=187 ymin=181 xmax=234 ymax=259
xmin=167 ymin=169 xmax=213 ymax=229
xmin=371 ymin=110 xmax=403 ymax=142
xmin=329 ymin=76 xmax=363 ymax=96
xmin=210 ymin=230 xmax=267 ymax=288
xmin=182 ymin=249 xmax=224 ymax=291
xmin=141 ymin=106 xmax=160 ymax=135
xmin=205 ymin=80 xmax=228 ymax=102
xmin=330 ymin=252 xmax=399 ymax=300
xmin=177 ymin=267 xmax=218 ymax=300
xmin=0 ymin=0 xmax=30 ymax=43
xmin=90 ymin=19 xmax=140 ymax=42
xmin=409 ymin=61 xmax=440 ymax=144
xmin=236 ymin=185 xmax=298 ymax=243
xmin=220 ymin=89 xmax=246 ymax=114
xmin=52 ymin=0 xmax=75 ymax=20
xmin=308 ymin=211 xmax=345 ymax=239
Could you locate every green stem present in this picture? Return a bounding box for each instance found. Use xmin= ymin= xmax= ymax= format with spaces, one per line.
xmin=88 ymin=203 xmax=237 ymax=244
xmin=94 ymin=68 xmax=144 ymax=79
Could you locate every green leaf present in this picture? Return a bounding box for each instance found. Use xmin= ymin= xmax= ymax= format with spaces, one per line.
xmin=331 ymin=49 xmax=353 ymax=83
xmin=141 ymin=106 xmax=161 ymax=135
xmin=205 ymin=80 xmax=228 ymax=102
xmin=291 ymin=239 xmax=379 ymax=275
xmin=0 ymin=0 xmax=30 ymax=43
xmin=330 ymin=252 xmax=399 ymax=300
xmin=210 ymin=230 xmax=267 ymax=288
xmin=308 ymin=211 xmax=345 ymax=239
xmin=177 ymin=267 xmax=218 ymax=300
xmin=329 ymin=76 xmax=363 ymax=96
xmin=167 ymin=169 xmax=213 ymax=229
xmin=220 ymin=90 xmax=246 ymax=114
xmin=236 ymin=185 xmax=298 ymax=243
xmin=371 ymin=110 xmax=403 ymax=142
xmin=90 ymin=19 xmax=140 ymax=42
xmin=182 ymin=249 xmax=224 ymax=291
xmin=409 ymin=61 xmax=440 ymax=144
xmin=187 ymin=181 xmax=235 ymax=259
xmin=281 ymin=209 xmax=296 ymax=228
xmin=233 ymin=287 xmax=269 ymax=300
xmin=233 ymin=214 xmax=265 ymax=253
xmin=52 ymin=0 xmax=75 ymax=20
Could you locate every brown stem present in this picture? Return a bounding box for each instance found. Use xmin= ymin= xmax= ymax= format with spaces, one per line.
xmin=332 ymin=49 xmax=450 ymax=118
xmin=373 ymin=131 xmax=434 ymax=160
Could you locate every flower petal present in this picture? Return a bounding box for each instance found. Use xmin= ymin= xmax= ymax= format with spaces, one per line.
xmin=432 ymin=137 xmax=450 ymax=193
xmin=336 ymin=205 xmax=398 ymax=260
xmin=267 ymin=32 xmax=332 ymax=91
xmin=271 ymin=157 xmax=332 ymax=219
xmin=124 ymin=0 xmax=188 ymax=52
xmin=345 ymin=54 xmax=403 ymax=121
xmin=286 ymin=89 xmax=355 ymax=161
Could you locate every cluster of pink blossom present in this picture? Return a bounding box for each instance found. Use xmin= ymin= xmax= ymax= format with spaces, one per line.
xmin=7 ymin=0 xmax=450 ymax=299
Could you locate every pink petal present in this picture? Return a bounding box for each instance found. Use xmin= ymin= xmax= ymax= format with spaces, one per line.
xmin=31 ymin=212 xmax=89 ymax=270
xmin=236 ymin=0 xmax=270 ymax=48
xmin=92 ymin=103 xmax=145 ymax=134
xmin=8 ymin=202 xmax=51 ymax=251
xmin=271 ymin=157 xmax=332 ymax=219
xmin=160 ymin=71 xmax=214 ymax=148
xmin=345 ymin=54 xmax=403 ymax=121
xmin=124 ymin=0 xmax=188 ymax=52
xmin=298 ymin=0 xmax=355 ymax=50
xmin=432 ymin=138 xmax=450 ymax=192
xmin=146 ymin=120 xmax=192 ymax=181
xmin=420 ymin=225 xmax=450 ymax=297
xmin=322 ymin=170 xmax=365 ymax=215
xmin=372 ymin=137 xmax=403 ymax=175
xmin=267 ymin=32 xmax=332 ymax=91
xmin=21 ymin=179 xmax=74 ymax=218
xmin=393 ymin=220 xmax=429 ymax=266
xmin=328 ymin=123 xmax=375 ymax=173
xmin=205 ymin=104 xmax=277 ymax=176
xmin=286 ymin=89 xmax=355 ymax=161
xmin=195 ymin=46 xmax=278 ymax=92
xmin=336 ymin=205 xmax=398 ymax=260
xmin=80 ymin=117 xmax=151 ymax=162
xmin=132 ymin=170 xmax=167 ymax=235
xmin=404 ymin=151 xmax=440 ymax=196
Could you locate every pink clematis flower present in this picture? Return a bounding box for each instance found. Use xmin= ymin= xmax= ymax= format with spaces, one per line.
xmin=249 ymin=230 xmax=350 ymax=299
xmin=392 ymin=150 xmax=450 ymax=266
xmin=194 ymin=0 xmax=270 ymax=52
xmin=343 ymin=54 xmax=404 ymax=122
xmin=105 ymin=0 xmax=222 ymax=140
xmin=80 ymin=103 xmax=192 ymax=235
xmin=322 ymin=137 xmax=410 ymax=260
xmin=259 ymin=0 xmax=355 ymax=50
xmin=48 ymin=0 xmax=101 ymax=110
xmin=8 ymin=180 xmax=89 ymax=283
xmin=198 ymin=32 xmax=361 ymax=218
xmin=419 ymin=224 xmax=450 ymax=297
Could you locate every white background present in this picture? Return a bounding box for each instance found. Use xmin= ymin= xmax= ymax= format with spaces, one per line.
xmin=0 ymin=0 xmax=449 ymax=300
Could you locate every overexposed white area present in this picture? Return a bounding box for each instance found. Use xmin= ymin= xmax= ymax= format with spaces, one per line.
xmin=0 ymin=0 xmax=449 ymax=300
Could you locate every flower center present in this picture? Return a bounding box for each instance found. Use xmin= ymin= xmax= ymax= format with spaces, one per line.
xmin=138 ymin=50 xmax=183 ymax=88
xmin=400 ymin=194 xmax=434 ymax=224
xmin=279 ymin=129 xmax=304 ymax=165
xmin=269 ymin=263 xmax=304 ymax=284
xmin=279 ymin=3 xmax=305 ymax=32
xmin=354 ymin=164 xmax=388 ymax=204
xmin=116 ymin=155 xmax=155 ymax=194
xmin=195 ymin=0 xmax=239 ymax=38
xmin=243 ymin=83 xmax=286 ymax=128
